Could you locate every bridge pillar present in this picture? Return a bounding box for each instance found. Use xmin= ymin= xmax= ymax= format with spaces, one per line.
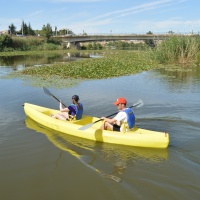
xmin=76 ymin=42 xmax=81 ymax=50
xmin=66 ymin=42 xmax=81 ymax=49
xmin=67 ymin=42 xmax=71 ymax=48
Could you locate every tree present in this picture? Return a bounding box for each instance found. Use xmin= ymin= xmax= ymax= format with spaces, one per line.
xmin=8 ymin=23 xmax=16 ymax=35
xmin=59 ymin=29 xmax=66 ymax=35
xmin=55 ymin=26 xmax=57 ymax=36
xmin=18 ymin=21 xmax=35 ymax=36
xmin=146 ymin=31 xmax=153 ymax=35
xmin=21 ymin=20 xmax=25 ymax=35
xmin=41 ymin=23 xmax=53 ymax=41
xmin=168 ymin=30 xmax=174 ymax=34
xmin=0 ymin=35 xmax=13 ymax=51
xmin=145 ymin=31 xmax=156 ymax=48
xmin=23 ymin=23 xmax=29 ymax=35
xmin=28 ymin=23 xmax=35 ymax=35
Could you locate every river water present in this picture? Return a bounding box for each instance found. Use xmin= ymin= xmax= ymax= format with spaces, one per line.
xmin=0 ymin=54 xmax=199 ymax=200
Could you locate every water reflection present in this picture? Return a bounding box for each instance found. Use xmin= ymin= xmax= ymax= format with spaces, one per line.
xmin=153 ymin=67 xmax=200 ymax=92
xmin=0 ymin=52 xmax=93 ymax=68
xmin=0 ymin=52 xmax=99 ymax=87
xmin=0 ymin=52 xmax=103 ymax=78
xmin=25 ymin=116 xmax=168 ymax=182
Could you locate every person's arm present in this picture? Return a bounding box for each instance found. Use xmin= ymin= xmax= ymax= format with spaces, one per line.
xmin=101 ymin=117 xmax=117 ymax=124
xmin=59 ymin=101 xmax=69 ymax=112
xmin=102 ymin=112 xmax=126 ymax=126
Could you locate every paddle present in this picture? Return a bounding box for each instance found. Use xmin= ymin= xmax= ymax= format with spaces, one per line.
xmin=43 ymin=87 xmax=67 ymax=107
xmin=78 ymin=99 xmax=143 ymax=131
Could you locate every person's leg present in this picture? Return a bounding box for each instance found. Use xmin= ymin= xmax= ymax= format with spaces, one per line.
xmin=52 ymin=112 xmax=69 ymax=120
xmin=113 ymin=124 xmax=121 ymax=132
xmin=61 ymin=112 xmax=69 ymax=119
xmin=101 ymin=121 xmax=113 ymax=130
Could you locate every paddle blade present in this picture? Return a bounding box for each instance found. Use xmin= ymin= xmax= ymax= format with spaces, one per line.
xmin=43 ymin=87 xmax=52 ymax=97
xmin=78 ymin=122 xmax=95 ymax=130
xmin=133 ymin=99 xmax=144 ymax=108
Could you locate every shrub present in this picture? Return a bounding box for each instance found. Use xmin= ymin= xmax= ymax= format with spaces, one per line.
xmin=0 ymin=35 xmax=13 ymax=51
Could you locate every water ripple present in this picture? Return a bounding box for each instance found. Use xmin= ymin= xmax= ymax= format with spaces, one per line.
xmin=138 ymin=117 xmax=200 ymax=128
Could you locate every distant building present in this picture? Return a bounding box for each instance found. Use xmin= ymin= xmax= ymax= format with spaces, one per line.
xmin=0 ymin=30 xmax=9 ymax=35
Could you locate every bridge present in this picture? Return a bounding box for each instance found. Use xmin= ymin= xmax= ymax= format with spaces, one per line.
xmin=54 ymin=34 xmax=182 ymax=49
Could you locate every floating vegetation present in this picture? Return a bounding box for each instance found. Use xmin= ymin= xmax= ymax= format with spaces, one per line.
xmin=1 ymin=50 xmax=159 ymax=88
xmin=2 ymin=73 xmax=81 ymax=89
xmin=1 ymin=48 xmax=198 ymax=88
xmin=13 ymin=51 xmax=157 ymax=80
xmin=0 ymin=49 xmax=79 ymax=57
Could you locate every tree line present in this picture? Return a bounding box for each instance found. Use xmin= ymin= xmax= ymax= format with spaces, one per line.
xmin=7 ymin=21 xmax=73 ymax=39
xmin=1 ymin=20 xmax=165 ymax=52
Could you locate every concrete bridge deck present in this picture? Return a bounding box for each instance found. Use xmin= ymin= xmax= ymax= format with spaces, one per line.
xmin=54 ymin=33 xmax=196 ymax=48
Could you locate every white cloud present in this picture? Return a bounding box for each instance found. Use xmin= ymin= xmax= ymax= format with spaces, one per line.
xmin=135 ymin=19 xmax=200 ymax=33
xmin=28 ymin=10 xmax=45 ymax=18
xmin=89 ymin=0 xmax=174 ymax=21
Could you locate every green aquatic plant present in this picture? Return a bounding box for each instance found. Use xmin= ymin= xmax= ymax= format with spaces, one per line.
xmin=2 ymin=73 xmax=81 ymax=89
xmin=16 ymin=51 xmax=157 ymax=80
xmin=153 ymin=36 xmax=200 ymax=65
xmin=2 ymin=50 xmax=158 ymax=88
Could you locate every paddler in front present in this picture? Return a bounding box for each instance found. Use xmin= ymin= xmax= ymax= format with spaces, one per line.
xmin=51 ymin=95 xmax=83 ymax=120
xmin=100 ymin=97 xmax=135 ymax=132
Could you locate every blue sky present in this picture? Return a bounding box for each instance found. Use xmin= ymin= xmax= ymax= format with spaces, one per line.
xmin=1 ymin=0 xmax=200 ymax=34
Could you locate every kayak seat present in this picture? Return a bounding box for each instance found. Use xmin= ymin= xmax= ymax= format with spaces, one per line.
xmin=72 ymin=116 xmax=96 ymax=126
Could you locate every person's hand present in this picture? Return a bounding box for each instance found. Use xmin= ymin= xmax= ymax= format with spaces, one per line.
xmin=101 ymin=117 xmax=106 ymax=120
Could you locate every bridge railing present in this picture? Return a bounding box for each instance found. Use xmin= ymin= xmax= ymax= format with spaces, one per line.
xmin=58 ymin=32 xmax=200 ymax=37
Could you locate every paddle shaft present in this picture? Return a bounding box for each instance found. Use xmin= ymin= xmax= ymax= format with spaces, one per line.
xmin=93 ymin=104 xmax=136 ymax=124
xmin=78 ymin=100 xmax=143 ymax=131
xmin=43 ymin=87 xmax=67 ymax=107
xmin=51 ymin=94 xmax=67 ymax=107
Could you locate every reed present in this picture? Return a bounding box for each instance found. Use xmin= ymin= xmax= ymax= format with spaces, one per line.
xmin=153 ymin=36 xmax=200 ymax=65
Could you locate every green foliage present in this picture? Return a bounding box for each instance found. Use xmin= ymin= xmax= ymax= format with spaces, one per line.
xmin=82 ymin=41 xmax=148 ymax=51
xmin=0 ymin=36 xmax=62 ymax=51
xmin=8 ymin=23 xmax=17 ymax=35
xmin=2 ymin=47 xmax=14 ymax=52
xmin=11 ymin=37 xmax=44 ymax=51
xmin=107 ymin=41 xmax=148 ymax=50
xmin=41 ymin=23 xmax=53 ymax=41
xmin=17 ymin=21 xmax=35 ymax=36
xmin=17 ymin=51 xmax=156 ymax=79
xmin=0 ymin=35 xmax=13 ymax=51
xmin=47 ymin=38 xmax=61 ymax=45
xmin=145 ymin=31 xmax=156 ymax=48
xmin=153 ymin=36 xmax=200 ymax=65
xmin=146 ymin=31 xmax=153 ymax=35
xmin=81 ymin=42 xmax=103 ymax=50
xmin=196 ymin=52 xmax=200 ymax=65
xmin=36 ymin=43 xmax=61 ymax=50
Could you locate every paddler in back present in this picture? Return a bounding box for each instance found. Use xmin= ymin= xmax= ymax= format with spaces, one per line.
xmin=100 ymin=97 xmax=135 ymax=132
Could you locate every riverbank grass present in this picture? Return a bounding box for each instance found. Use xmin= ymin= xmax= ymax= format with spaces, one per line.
xmin=153 ymin=36 xmax=200 ymax=65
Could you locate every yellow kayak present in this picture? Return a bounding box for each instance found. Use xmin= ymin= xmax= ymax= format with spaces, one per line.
xmin=25 ymin=116 xmax=168 ymax=182
xmin=25 ymin=116 xmax=169 ymax=160
xmin=24 ymin=103 xmax=170 ymax=148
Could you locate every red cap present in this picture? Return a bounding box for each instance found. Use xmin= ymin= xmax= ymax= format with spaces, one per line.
xmin=113 ymin=97 xmax=127 ymax=105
